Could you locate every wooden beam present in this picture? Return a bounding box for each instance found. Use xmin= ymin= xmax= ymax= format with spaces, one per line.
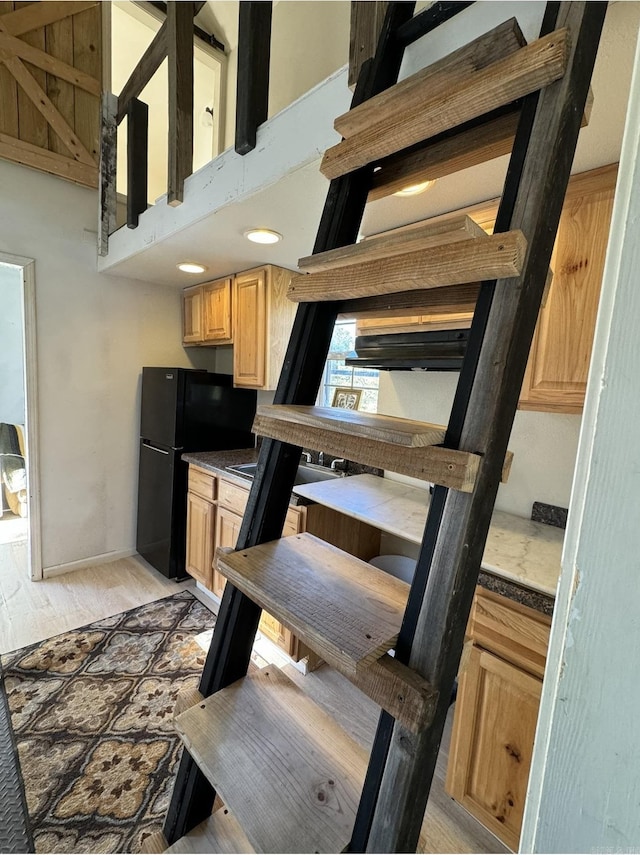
xmin=127 ymin=98 xmax=148 ymax=229
xmin=0 ymin=1 xmax=98 ymax=37
xmin=349 ymin=1 xmax=388 ymax=89
xmin=1 ymin=47 xmax=96 ymax=164
xmin=322 ymin=28 xmax=570 ymax=180
xmin=167 ymin=0 xmax=193 ymax=206
xmin=116 ymin=22 xmax=167 ymax=124
xmin=0 ymin=129 xmax=97 ymax=186
xmin=148 ymin=0 xmax=225 ymax=53
xmin=288 ymin=231 xmax=527 ymax=303
xmin=0 ymin=29 xmax=100 ymax=96
xmin=98 ymin=92 xmax=117 ymax=257
xmin=235 ymin=2 xmax=272 ymax=155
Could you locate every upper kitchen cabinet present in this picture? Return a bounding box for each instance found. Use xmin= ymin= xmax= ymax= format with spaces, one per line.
xmin=519 ymin=164 xmax=617 ymax=414
xmin=182 ymin=285 xmax=204 ymax=344
xmin=182 ymin=277 xmax=233 ymax=346
xmin=233 ymin=265 xmax=297 ymax=390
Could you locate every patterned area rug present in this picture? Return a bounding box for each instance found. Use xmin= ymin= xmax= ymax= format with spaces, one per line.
xmin=0 ymin=591 xmax=215 ymax=854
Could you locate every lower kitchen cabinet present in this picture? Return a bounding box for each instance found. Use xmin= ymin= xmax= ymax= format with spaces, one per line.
xmin=185 ymin=492 xmax=214 ymax=588
xmin=445 ymin=588 xmax=551 ymax=851
xmin=206 ymin=472 xmax=307 ymax=659
xmin=212 ymin=505 xmax=241 ymax=599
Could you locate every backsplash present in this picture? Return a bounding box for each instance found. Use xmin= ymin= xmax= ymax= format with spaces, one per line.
xmin=531 ymin=501 xmax=568 ymax=530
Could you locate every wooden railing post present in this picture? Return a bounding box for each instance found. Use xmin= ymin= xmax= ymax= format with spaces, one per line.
xmin=98 ymin=91 xmax=117 ymax=257
xmin=127 ymin=98 xmax=149 ymax=228
xmin=235 ymin=2 xmax=272 ymax=155
xmin=167 ymin=0 xmax=193 ymax=206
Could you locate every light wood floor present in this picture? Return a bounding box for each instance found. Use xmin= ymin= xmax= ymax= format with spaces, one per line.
xmin=284 ymin=663 xmax=507 ymax=854
xmin=0 ymin=551 xmax=194 ymax=654
xmin=0 ymin=549 xmax=506 ymax=853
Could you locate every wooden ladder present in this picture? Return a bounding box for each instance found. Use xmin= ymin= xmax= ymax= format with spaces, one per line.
xmin=156 ymin=3 xmax=606 ymax=852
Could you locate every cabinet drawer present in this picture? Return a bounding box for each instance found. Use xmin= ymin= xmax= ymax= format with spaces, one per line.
xmin=188 ymin=467 xmax=216 ymax=502
xmin=283 ymin=506 xmax=306 ymax=537
xmin=469 ymin=588 xmax=551 ymax=679
xmin=218 ymin=479 xmax=249 ymax=515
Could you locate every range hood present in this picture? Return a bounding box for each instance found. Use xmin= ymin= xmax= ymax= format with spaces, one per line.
xmin=345 ymin=329 xmax=469 ymax=371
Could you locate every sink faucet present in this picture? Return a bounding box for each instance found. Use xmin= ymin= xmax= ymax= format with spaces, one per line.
xmin=301 ymin=451 xmax=312 ymax=463
xmin=318 ymin=451 xmax=325 ymax=466
xmin=330 ymin=458 xmax=346 ymax=471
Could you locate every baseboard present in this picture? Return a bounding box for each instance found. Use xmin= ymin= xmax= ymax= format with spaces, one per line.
xmin=42 ymin=548 xmax=137 ymax=579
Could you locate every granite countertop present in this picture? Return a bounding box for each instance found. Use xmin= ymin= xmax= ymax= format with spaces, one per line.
xmin=182 ymin=448 xmax=260 ymax=480
xmin=182 ymin=448 xmax=309 ymax=506
xmin=293 ymin=474 xmax=564 ymax=602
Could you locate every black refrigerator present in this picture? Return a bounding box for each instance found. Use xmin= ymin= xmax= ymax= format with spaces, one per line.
xmin=136 ymin=367 xmax=256 ymax=579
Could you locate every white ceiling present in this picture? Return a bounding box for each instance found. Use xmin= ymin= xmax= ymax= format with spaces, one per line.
xmin=99 ymin=2 xmax=640 ymax=290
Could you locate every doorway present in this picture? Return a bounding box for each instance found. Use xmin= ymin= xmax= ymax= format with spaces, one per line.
xmin=0 ymin=254 xmax=41 ymax=581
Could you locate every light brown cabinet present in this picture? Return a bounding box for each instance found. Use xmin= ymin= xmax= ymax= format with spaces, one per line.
xmin=446 ymin=588 xmax=551 ymax=851
xmin=182 ymin=284 xmax=204 ymax=344
xmin=185 ymin=466 xmax=217 ymax=588
xmin=356 ymin=309 xmax=474 ymax=337
xmin=233 ymin=265 xmax=297 ymax=390
xmin=519 ymin=164 xmax=616 ymax=413
xmin=182 ymin=276 xmax=233 ymax=346
xmin=182 ymin=265 xmax=297 ymax=391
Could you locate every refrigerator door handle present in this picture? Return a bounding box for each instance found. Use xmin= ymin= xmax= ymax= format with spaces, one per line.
xmin=142 ymin=441 xmax=170 ymax=455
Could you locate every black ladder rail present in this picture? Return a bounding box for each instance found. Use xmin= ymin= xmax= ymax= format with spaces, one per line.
xmin=163 ymin=3 xmax=416 ymax=843
xmin=359 ymin=3 xmax=606 ymax=852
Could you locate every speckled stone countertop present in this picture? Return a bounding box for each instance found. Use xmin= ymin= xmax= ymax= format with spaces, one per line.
xmin=293 ymin=474 xmax=563 ymax=607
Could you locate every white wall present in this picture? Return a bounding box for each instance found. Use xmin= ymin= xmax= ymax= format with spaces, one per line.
xmin=0 ymin=159 xmax=217 ymax=572
xmin=521 ymin=28 xmax=640 ymax=852
xmin=0 ymin=264 xmax=25 ymax=427
xmin=198 ymin=0 xmax=350 ymax=153
xmin=378 ymin=372 xmax=581 ymax=520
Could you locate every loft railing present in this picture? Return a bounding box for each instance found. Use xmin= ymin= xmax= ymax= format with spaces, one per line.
xmin=99 ymin=1 xmax=218 ymax=255
xmin=99 ymin=0 xmax=464 ymax=257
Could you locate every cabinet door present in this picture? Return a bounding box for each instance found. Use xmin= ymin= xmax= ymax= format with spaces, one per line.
xmin=212 ymin=505 xmax=243 ymax=599
xmin=519 ymin=169 xmax=616 ymax=413
xmin=185 ymin=491 xmax=214 ymax=588
xmin=182 ymin=285 xmax=203 ymax=344
xmin=234 ymin=268 xmax=266 ymax=387
xmin=446 ymin=645 xmax=543 ymax=851
xmin=203 ymin=277 xmax=233 ymax=344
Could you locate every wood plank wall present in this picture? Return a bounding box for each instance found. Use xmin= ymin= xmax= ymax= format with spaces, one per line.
xmin=0 ymin=1 xmax=101 ymax=187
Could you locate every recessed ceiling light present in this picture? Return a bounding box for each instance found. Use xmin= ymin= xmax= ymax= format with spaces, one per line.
xmin=244 ymin=228 xmax=283 ymax=245
xmin=393 ymin=179 xmax=436 ymax=197
xmin=177 ymin=262 xmax=207 ymax=274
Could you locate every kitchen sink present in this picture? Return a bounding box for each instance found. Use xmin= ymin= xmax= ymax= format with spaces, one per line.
xmin=226 ymin=461 xmax=345 ymax=486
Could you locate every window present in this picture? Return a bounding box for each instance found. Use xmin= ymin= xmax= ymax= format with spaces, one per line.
xmin=317 ymin=320 xmax=379 ymax=412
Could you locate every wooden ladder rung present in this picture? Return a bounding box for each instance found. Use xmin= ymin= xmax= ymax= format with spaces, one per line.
xmin=369 ymin=87 xmax=593 ymax=202
xmin=253 ymin=405 xmax=480 ymax=491
xmin=321 ymin=27 xmax=569 ymax=180
xmin=174 ymin=665 xmax=368 ymax=854
xmin=288 ymin=230 xmax=526 ymax=303
xmin=164 ymin=808 xmax=254 ymax=854
xmin=297 ymin=213 xmax=485 ymax=273
xmin=218 ymin=534 xmax=408 ymax=675
xmin=216 ymin=533 xmax=438 ymax=732
xmin=173 ymin=686 xmax=204 ymax=718
xmin=336 ymin=18 xmax=527 ymax=140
